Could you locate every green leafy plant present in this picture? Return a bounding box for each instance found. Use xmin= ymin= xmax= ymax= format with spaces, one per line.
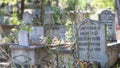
xmin=92 ymin=0 xmax=114 ymax=11
xmin=67 ymin=57 xmax=72 ymax=68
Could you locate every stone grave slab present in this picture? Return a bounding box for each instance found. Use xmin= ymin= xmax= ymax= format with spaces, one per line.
xmin=76 ymin=18 xmax=108 ymax=67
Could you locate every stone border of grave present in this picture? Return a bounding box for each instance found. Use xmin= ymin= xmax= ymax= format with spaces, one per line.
xmin=50 ymin=42 xmax=74 ymax=54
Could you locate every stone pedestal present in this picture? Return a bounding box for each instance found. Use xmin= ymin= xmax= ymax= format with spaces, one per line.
xmin=10 ymin=45 xmax=49 ymax=65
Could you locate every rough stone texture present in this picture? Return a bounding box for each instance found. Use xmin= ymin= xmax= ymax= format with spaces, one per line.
xmin=76 ymin=18 xmax=108 ymax=68
xmin=10 ymin=45 xmax=50 ymax=65
xmin=107 ymin=43 xmax=120 ymax=67
xmin=108 ymin=46 xmax=118 ymax=67
xmin=115 ymin=23 xmax=120 ymax=42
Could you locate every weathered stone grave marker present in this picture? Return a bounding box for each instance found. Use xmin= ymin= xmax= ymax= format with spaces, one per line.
xmin=44 ymin=11 xmax=54 ymax=25
xmin=18 ymin=30 xmax=29 ymax=46
xmin=99 ymin=10 xmax=116 ymax=42
xmin=29 ymin=26 xmax=44 ymax=45
xmin=76 ymin=18 xmax=108 ymax=67
xmin=23 ymin=11 xmax=33 ymax=25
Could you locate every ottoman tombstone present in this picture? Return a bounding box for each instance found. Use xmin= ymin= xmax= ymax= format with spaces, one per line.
xmin=76 ymin=18 xmax=108 ymax=68
xmin=99 ymin=10 xmax=116 ymax=42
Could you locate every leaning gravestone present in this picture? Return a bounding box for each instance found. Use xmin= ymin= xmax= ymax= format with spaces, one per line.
xmin=76 ymin=18 xmax=108 ymax=68
xmin=99 ymin=10 xmax=116 ymax=42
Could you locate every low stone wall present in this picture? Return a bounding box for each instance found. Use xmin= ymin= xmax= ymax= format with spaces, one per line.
xmin=10 ymin=45 xmax=53 ymax=67
xmin=8 ymin=43 xmax=120 ymax=67
xmin=107 ymin=43 xmax=120 ymax=67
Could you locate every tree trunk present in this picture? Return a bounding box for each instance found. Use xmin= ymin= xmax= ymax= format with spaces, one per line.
xmin=40 ymin=0 xmax=44 ymax=25
xmin=48 ymin=0 xmax=51 ymax=7
xmin=74 ymin=0 xmax=77 ymax=24
xmin=16 ymin=3 xmax=20 ymax=19
xmin=20 ymin=0 xmax=25 ymax=20
xmin=56 ymin=0 xmax=59 ymax=7
xmin=115 ymin=0 xmax=120 ymax=25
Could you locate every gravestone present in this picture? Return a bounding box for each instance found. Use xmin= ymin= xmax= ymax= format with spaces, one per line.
xmin=44 ymin=11 xmax=54 ymax=25
xmin=18 ymin=30 xmax=29 ymax=46
xmin=76 ymin=18 xmax=108 ymax=68
xmin=23 ymin=11 xmax=33 ymax=25
xmin=4 ymin=4 xmax=13 ymax=15
xmin=99 ymin=10 xmax=116 ymax=42
xmin=29 ymin=26 xmax=44 ymax=44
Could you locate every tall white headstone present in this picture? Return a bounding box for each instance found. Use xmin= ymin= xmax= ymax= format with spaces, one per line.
xmin=18 ymin=30 xmax=29 ymax=46
xmin=76 ymin=18 xmax=108 ymax=68
xmin=99 ymin=10 xmax=116 ymax=42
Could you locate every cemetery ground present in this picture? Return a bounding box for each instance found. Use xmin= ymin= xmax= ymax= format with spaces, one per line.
xmin=0 ymin=17 xmax=120 ymax=68
xmin=0 ymin=0 xmax=119 ymax=68
xmin=0 ymin=12 xmax=118 ymax=68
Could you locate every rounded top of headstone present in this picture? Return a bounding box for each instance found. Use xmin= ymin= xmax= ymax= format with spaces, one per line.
xmin=100 ymin=10 xmax=112 ymax=14
xmin=77 ymin=18 xmax=101 ymax=29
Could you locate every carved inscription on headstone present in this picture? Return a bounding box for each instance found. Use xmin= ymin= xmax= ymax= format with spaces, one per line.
xmin=77 ymin=18 xmax=108 ymax=67
xmin=99 ymin=10 xmax=116 ymax=41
